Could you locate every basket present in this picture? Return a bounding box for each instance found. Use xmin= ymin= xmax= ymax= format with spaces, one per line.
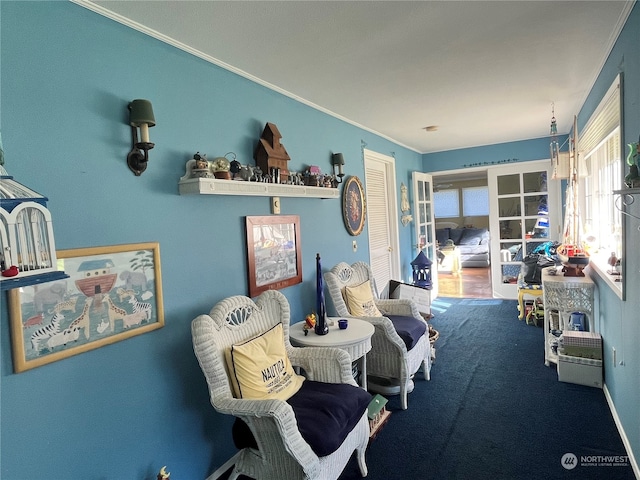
xmin=428 ymin=325 xmax=439 ymax=344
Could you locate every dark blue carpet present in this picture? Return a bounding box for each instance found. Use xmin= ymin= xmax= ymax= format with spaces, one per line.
xmin=339 ymin=297 xmax=635 ymax=480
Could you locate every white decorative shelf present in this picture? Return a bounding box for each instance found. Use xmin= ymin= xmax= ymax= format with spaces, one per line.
xmin=179 ymin=177 xmax=339 ymax=198
xmin=178 ymin=159 xmax=339 ymax=199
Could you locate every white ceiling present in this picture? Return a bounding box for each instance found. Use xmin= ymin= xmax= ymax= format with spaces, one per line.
xmin=83 ymin=0 xmax=633 ymax=154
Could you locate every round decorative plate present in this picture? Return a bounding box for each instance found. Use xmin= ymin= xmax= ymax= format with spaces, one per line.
xmin=342 ymin=176 xmax=366 ymax=236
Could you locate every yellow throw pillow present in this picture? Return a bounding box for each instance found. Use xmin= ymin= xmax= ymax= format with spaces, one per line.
xmin=344 ymin=280 xmax=383 ymax=317
xmin=225 ymin=323 xmax=304 ymax=400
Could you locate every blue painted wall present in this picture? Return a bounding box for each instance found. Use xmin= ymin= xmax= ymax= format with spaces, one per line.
xmin=0 ymin=2 xmax=424 ymax=479
xmin=423 ymin=3 xmax=640 ymax=472
xmin=422 ymin=136 xmax=558 ymax=172
xmin=576 ymin=1 xmax=640 ymax=471
xmin=1 ymin=2 xmax=637 ymax=479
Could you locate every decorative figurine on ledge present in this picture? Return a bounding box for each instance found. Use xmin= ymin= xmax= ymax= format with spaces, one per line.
xmin=607 ymin=252 xmax=621 ymax=276
xmin=212 ymin=153 xmax=234 ymax=180
xmin=254 ymin=122 xmax=291 ymax=184
xmin=625 ymin=140 xmax=640 ymax=188
xmin=304 ymin=165 xmax=322 ymax=186
xmin=400 ymin=183 xmax=413 ymax=226
xmin=157 ymin=466 xmax=170 ymax=480
xmin=303 ymin=311 xmax=317 ymax=335
xmin=190 ymin=152 xmax=211 ymax=178
xmin=229 ymin=153 xmax=241 ymax=179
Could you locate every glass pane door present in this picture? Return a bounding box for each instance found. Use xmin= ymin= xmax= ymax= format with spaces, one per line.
xmin=412 ymin=172 xmax=437 ymax=298
xmin=489 ymin=161 xmax=558 ymax=299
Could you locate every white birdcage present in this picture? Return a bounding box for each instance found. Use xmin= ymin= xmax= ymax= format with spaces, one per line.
xmin=0 ymin=167 xmax=67 ymax=289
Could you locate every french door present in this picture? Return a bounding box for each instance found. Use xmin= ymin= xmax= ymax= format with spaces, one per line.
xmin=488 ymin=160 xmax=560 ymax=298
xmin=363 ymin=149 xmax=400 ymax=296
xmin=412 ymin=172 xmax=438 ymax=298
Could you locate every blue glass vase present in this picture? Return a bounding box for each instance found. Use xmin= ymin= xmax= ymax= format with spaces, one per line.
xmin=314 ymin=253 xmax=329 ymax=335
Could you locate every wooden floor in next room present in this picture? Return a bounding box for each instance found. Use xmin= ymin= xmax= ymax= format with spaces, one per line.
xmin=437 ymin=267 xmax=492 ymax=298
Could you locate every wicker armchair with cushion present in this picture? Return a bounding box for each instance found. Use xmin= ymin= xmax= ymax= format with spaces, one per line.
xmin=324 ymin=262 xmax=432 ymax=410
xmin=191 ymin=290 xmax=371 ymax=480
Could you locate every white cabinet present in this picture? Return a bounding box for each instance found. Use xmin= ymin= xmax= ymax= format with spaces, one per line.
xmin=542 ymin=267 xmax=597 ymax=366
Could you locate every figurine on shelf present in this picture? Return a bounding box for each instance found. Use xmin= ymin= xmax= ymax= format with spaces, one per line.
xmin=607 ymin=252 xmax=621 ymax=275
xmin=624 ymin=140 xmax=640 ymax=187
xmin=624 ymin=164 xmax=640 ymax=188
xmin=238 ymin=164 xmax=252 ymax=181
xmin=212 ymin=153 xmax=233 ymax=180
xmin=400 ymin=183 xmax=410 ymax=213
xmin=229 ymin=154 xmax=241 ymax=179
xmin=251 ymin=166 xmax=263 ymax=182
xmin=254 ymin=122 xmax=291 ymax=184
xmin=304 ymin=166 xmax=321 ymax=186
xmin=190 ymin=152 xmax=211 ymax=178
xmin=157 ymin=466 xmax=170 ymax=480
xmin=289 ymin=171 xmax=303 ymax=186
xmin=194 ymin=152 xmax=208 ymax=170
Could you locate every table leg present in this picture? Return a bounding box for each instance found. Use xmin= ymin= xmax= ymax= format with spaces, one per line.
xmin=517 ymin=290 xmax=525 ymax=319
xmin=360 ymin=356 xmax=367 ymax=390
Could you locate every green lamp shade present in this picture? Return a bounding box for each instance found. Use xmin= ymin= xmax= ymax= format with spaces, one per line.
xmin=129 ymin=99 xmax=156 ymax=127
xmin=332 ymin=153 xmax=345 ymax=166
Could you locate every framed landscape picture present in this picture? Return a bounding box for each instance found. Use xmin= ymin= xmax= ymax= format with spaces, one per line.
xmin=7 ymin=242 xmax=164 ymax=373
xmin=245 ymin=215 xmax=302 ymax=297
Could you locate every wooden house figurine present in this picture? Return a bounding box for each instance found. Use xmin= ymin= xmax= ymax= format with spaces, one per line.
xmin=367 ymin=394 xmax=391 ymax=440
xmin=253 ymin=122 xmax=291 ymax=183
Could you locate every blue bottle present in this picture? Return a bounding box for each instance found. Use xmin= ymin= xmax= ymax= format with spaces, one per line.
xmin=314 ymin=253 xmax=329 ymax=335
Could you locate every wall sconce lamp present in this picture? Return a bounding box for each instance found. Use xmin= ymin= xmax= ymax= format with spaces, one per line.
xmin=127 ymin=99 xmax=156 ymax=176
xmin=332 ymin=153 xmax=345 ymax=184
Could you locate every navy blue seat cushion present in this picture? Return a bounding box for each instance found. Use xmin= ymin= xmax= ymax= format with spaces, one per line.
xmin=232 ymin=380 xmax=371 ymax=457
xmin=386 ymin=315 xmax=427 ymax=350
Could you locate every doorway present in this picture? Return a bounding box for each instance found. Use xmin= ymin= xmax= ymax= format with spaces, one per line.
xmin=432 ymin=169 xmax=492 ymax=298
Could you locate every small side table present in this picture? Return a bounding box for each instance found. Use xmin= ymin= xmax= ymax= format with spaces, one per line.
xmin=289 ymin=317 xmax=374 ymax=389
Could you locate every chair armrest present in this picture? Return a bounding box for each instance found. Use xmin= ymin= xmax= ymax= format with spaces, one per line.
xmin=354 ymin=315 xmax=409 ymax=355
xmin=214 ymin=395 xmax=320 ymax=476
xmin=376 ymin=298 xmax=426 ymax=324
xmin=214 ymin=395 xmax=290 ymax=418
xmin=288 ymin=346 xmax=357 ymax=385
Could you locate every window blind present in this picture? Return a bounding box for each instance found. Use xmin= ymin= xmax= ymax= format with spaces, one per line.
xmin=579 ymin=74 xmax=621 ymax=156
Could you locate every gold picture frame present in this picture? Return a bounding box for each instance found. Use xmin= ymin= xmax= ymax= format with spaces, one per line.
xmin=8 ymin=242 xmax=164 ymax=373
xmin=342 ymin=176 xmax=367 ymax=236
xmin=245 ymin=215 xmax=302 ymax=298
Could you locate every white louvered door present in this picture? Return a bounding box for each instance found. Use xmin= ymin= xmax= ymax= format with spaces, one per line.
xmin=363 ymin=149 xmax=400 ymax=296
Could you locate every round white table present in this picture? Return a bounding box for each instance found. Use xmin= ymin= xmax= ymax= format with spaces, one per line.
xmin=289 ymin=317 xmax=374 ymax=389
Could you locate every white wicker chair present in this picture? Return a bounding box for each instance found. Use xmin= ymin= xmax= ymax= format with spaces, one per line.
xmin=191 ymin=290 xmax=369 ymax=480
xmin=325 ymin=262 xmax=431 ymax=410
